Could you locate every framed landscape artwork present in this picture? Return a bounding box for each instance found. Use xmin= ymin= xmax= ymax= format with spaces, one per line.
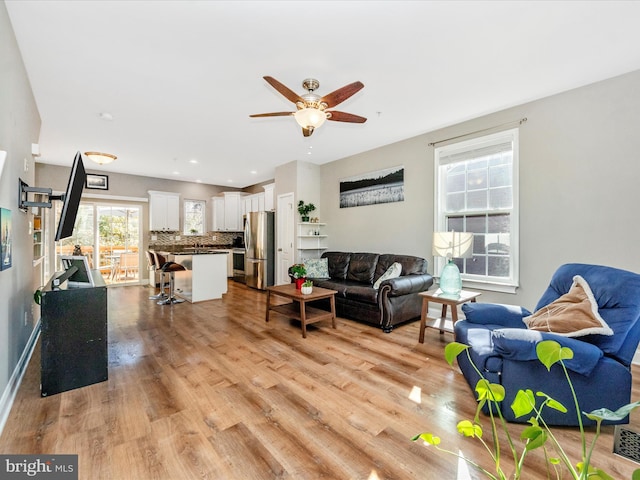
xmin=1 ymin=208 xmax=12 ymax=271
xmin=86 ymin=174 xmax=109 ymax=190
xmin=339 ymin=166 xmax=404 ymax=208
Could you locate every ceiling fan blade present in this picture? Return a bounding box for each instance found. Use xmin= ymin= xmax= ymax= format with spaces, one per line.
xmin=302 ymin=127 xmax=314 ymax=137
xmin=249 ymin=112 xmax=294 ymax=118
xmin=327 ymin=111 xmax=367 ymax=123
xmin=263 ymin=76 xmax=304 ymax=104
xmin=320 ymin=81 xmax=364 ymax=108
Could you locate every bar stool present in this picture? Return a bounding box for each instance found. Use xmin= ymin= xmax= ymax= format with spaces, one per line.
xmin=153 ymin=252 xmax=186 ymax=305
xmin=148 ymin=251 xmax=165 ymax=300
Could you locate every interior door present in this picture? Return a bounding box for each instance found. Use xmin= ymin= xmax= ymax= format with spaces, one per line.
xmin=276 ymin=192 xmax=295 ymax=285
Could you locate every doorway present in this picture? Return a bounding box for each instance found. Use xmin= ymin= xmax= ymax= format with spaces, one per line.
xmin=276 ymin=192 xmax=295 ymax=285
xmin=55 ymin=202 xmax=142 ymax=285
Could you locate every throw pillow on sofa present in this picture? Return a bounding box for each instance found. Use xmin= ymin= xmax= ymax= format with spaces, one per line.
xmin=304 ymin=258 xmax=330 ymax=279
xmin=373 ymin=262 xmax=402 ymax=289
xmin=523 ymin=275 xmax=613 ymax=337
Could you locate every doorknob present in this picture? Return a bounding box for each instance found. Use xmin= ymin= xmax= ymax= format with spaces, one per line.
xmin=277 ymin=248 xmax=283 ymax=252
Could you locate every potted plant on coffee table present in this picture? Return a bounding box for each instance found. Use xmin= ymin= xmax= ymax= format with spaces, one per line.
xmin=301 ymin=280 xmax=313 ymax=295
xmin=297 ymin=201 xmax=316 ymax=222
xmin=290 ymin=263 xmax=307 ymax=289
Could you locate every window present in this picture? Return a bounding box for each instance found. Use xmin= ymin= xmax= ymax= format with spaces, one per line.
xmin=434 ymin=128 xmax=519 ymax=292
xmin=184 ymin=199 xmax=206 ymax=235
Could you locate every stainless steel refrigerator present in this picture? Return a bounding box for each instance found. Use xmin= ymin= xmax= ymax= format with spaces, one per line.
xmin=244 ymin=211 xmax=275 ymax=290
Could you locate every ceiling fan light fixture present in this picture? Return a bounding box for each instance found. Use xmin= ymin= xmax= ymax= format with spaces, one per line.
xmin=294 ymin=107 xmax=327 ymax=129
xmin=84 ymin=151 xmax=117 ymax=165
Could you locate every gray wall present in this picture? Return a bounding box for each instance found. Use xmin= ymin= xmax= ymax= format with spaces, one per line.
xmin=0 ymin=0 xmax=41 ymax=421
xmin=36 ymin=163 xmax=240 ymax=203
xmin=35 ymin=164 xmax=246 ymax=280
xmin=321 ymin=69 xmax=640 ymax=310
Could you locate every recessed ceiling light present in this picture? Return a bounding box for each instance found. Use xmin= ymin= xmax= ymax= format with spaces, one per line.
xmin=189 ymin=159 xmax=198 ymax=164
xmin=172 ymin=171 xmax=180 ymax=175
xmin=250 ymin=170 xmax=257 ymax=174
xmin=227 ymin=179 xmax=233 ymax=183
xmin=195 ymin=179 xmax=202 ymax=183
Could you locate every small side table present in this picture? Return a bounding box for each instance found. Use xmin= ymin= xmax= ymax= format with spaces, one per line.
xmin=418 ymin=289 xmax=481 ymax=343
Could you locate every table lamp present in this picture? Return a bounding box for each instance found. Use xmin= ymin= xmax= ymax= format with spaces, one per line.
xmin=432 ymin=231 xmax=473 ymax=295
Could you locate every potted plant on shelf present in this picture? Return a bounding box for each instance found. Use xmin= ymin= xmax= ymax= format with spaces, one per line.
xmin=290 ymin=263 xmax=307 ymax=289
xmin=297 ymin=201 xmax=316 ymax=222
xmin=301 ymin=280 xmax=313 ymax=295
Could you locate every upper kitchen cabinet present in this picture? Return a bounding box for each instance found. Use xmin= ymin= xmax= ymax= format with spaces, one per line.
xmin=212 ymin=192 xmax=247 ymax=231
xmin=149 ymin=191 xmax=180 ymax=231
xmin=243 ymin=192 xmax=264 ymax=215
xmin=263 ymin=183 xmax=275 ymax=211
xmin=212 ymin=196 xmax=225 ymax=232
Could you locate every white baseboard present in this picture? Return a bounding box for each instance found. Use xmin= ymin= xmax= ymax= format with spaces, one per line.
xmin=0 ymin=321 xmax=40 ymax=437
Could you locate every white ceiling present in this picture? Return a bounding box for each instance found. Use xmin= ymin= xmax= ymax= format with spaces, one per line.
xmin=6 ymin=1 xmax=640 ymax=188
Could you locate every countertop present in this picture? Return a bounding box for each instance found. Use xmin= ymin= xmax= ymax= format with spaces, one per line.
xmin=155 ymin=248 xmax=230 ymax=255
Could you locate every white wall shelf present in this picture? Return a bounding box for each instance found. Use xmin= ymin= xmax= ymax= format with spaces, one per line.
xmin=297 ymin=222 xmax=327 ymax=261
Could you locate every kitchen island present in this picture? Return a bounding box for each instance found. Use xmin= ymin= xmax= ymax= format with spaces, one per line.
xmin=164 ymin=250 xmax=229 ymax=303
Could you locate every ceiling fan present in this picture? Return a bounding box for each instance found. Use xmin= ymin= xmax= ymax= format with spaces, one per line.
xmin=250 ymin=76 xmax=366 ymax=137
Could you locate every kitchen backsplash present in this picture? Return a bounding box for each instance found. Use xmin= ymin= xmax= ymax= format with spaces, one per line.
xmin=149 ymin=231 xmax=242 ymax=249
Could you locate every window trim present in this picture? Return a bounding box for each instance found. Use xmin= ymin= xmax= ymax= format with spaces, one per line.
xmin=434 ymin=128 xmax=520 ymax=293
xmin=183 ymin=199 xmax=206 ymax=235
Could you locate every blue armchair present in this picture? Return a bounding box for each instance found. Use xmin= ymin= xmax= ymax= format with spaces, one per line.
xmin=454 ymin=263 xmax=640 ymax=426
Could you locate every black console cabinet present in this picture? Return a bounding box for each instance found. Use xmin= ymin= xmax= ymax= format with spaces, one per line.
xmin=40 ymin=271 xmax=108 ymax=396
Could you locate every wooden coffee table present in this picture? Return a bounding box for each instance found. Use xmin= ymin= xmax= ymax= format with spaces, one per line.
xmin=265 ymin=284 xmax=338 ymax=338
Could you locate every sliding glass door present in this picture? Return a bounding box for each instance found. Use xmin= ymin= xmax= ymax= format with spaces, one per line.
xmin=55 ymin=202 xmax=142 ymax=285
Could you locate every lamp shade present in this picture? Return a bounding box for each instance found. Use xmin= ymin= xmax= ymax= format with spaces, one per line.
xmin=432 ymin=231 xmax=473 ymax=295
xmin=432 ymin=231 xmax=473 ymax=259
xmin=293 ymin=107 xmax=327 ymax=129
xmin=84 ymin=151 xmax=117 ymax=165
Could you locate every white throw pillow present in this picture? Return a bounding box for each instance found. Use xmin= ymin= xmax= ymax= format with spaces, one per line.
xmin=373 ymin=262 xmax=402 ymax=289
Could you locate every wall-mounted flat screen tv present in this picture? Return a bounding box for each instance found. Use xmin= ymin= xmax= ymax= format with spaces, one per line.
xmin=54 ymin=151 xmax=86 ymax=241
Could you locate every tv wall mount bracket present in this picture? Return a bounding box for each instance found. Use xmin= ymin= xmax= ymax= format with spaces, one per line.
xmin=18 ymin=178 xmax=63 ymax=213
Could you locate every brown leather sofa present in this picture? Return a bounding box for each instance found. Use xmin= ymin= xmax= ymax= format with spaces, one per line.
xmin=309 ymin=251 xmax=434 ymax=332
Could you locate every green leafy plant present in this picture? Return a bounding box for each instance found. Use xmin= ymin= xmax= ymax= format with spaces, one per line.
xmin=412 ymin=340 xmax=640 ymax=479
xmin=297 ymin=201 xmax=316 ymax=218
xmin=290 ymin=264 xmax=306 ymax=279
xmin=302 ymin=280 xmax=313 ymax=288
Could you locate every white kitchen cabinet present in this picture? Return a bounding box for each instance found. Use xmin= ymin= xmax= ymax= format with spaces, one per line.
xmin=149 ymin=191 xmax=180 ymax=231
xmin=223 ymin=192 xmax=246 ymax=231
xmin=212 ymin=192 xmax=247 ymax=231
xmin=212 ymin=196 xmax=225 ymax=232
xmin=243 ymin=192 xmax=266 ymax=214
xmin=263 ymin=183 xmax=275 ymax=211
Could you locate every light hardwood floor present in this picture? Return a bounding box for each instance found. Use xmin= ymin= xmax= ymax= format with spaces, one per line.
xmin=1 ymin=281 xmax=640 ymax=479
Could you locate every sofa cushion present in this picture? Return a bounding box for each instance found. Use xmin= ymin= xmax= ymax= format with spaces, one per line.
xmin=305 ymin=258 xmax=330 ymax=279
xmin=524 ymin=275 xmax=613 ymax=337
xmin=344 ymin=284 xmax=378 ymax=304
xmin=376 ymin=254 xmax=428 ymax=279
xmin=373 ymin=262 xmax=402 ymax=289
xmin=312 ymin=279 xmax=349 ymax=298
xmin=347 ymin=253 xmax=380 ymax=284
xmin=322 ymin=252 xmax=351 ymax=280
